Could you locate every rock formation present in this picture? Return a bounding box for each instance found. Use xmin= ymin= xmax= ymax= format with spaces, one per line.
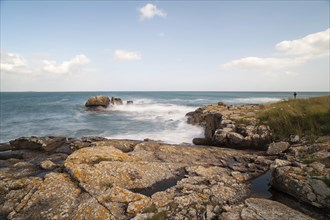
xmin=186 ymin=104 xmax=272 ymax=150
xmin=1 ymin=136 xmax=328 ymax=219
xmin=270 ymin=136 xmax=330 ymax=210
xmin=85 ymin=96 xmax=110 ymax=108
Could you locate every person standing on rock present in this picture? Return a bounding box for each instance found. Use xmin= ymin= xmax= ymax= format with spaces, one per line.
xmin=294 ymin=92 xmax=297 ymax=99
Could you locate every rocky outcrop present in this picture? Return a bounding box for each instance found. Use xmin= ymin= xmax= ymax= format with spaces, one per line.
xmin=269 ymin=136 xmax=330 ymax=211
xmin=1 ymin=136 xmax=328 ymax=219
xmin=8 ymin=136 xmax=66 ymax=152
xmin=85 ymin=96 xmax=110 ymax=108
xmin=111 ymin=96 xmax=123 ymax=105
xmin=271 ymin=166 xmax=330 ymax=209
xmin=186 ymin=104 xmax=272 ymax=150
xmin=127 ymin=100 xmax=133 ymax=105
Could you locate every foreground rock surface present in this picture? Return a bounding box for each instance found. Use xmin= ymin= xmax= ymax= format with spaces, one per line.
xmin=85 ymin=96 xmax=110 ymax=108
xmin=221 ymin=198 xmax=313 ymax=220
xmin=1 ymin=136 xmax=329 ymax=219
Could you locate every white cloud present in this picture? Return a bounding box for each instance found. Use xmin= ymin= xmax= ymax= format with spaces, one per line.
xmin=1 ymin=51 xmax=90 ymax=75
xmin=138 ymin=3 xmax=166 ymax=20
xmin=114 ymin=49 xmax=141 ymax=61
xmin=42 ymin=54 xmax=90 ymax=74
xmin=0 ymin=51 xmax=34 ymax=74
xmin=222 ymin=28 xmax=329 ymax=72
xmin=276 ymin=28 xmax=329 ymax=57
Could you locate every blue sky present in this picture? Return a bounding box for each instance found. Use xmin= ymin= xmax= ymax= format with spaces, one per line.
xmin=1 ymin=1 xmax=329 ymax=91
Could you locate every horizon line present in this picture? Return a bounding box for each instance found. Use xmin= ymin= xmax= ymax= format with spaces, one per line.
xmin=0 ymin=90 xmax=329 ymax=93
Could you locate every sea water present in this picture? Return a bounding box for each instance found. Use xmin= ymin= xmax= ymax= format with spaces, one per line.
xmin=0 ymin=91 xmax=328 ymax=143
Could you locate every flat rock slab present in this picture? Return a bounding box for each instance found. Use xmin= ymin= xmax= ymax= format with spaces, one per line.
xmin=271 ymin=165 xmax=330 ymax=209
xmin=221 ymin=198 xmax=313 ymax=220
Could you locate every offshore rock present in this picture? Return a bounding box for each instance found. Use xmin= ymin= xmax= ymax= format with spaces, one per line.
xmin=85 ymin=95 xmax=110 ymax=108
xmin=111 ymin=96 xmax=123 ymax=105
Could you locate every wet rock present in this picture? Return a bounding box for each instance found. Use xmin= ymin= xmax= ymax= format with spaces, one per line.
xmin=111 ymin=96 xmax=123 ymax=105
xmin=85 ymin=95 xmax=110 ymax=107
xmin=267 ymin=141 xmax=290 ymax=155
xmin=0 ymin=143 xmax=12 ymax=151
xmin=0 ymin=150 xmax=25 ymax=160
xmin=192 ymin=137 xmax=209 ymax=145
xmin=127 ymin=100 xmax=134 ymax=104
xmin=9 ymin=136 xmax=66 ymax=152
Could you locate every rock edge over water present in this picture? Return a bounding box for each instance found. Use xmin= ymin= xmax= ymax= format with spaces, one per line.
xmin=186 ymin=104 xmax=272 ymax=150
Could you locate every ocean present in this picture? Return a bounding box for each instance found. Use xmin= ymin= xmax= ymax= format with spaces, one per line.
xmin=0 ymin=91 xmax=328 ymax=144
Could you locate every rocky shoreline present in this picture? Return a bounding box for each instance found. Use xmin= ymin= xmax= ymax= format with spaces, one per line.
xmin=0 ymin=101 xmax=329 ymax=220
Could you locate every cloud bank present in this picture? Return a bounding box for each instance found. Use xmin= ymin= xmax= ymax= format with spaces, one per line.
xmin=0 ymin=51 xmax=91 ymax=75
xmin=114 ymin=49 xmax=141 ymax=61
xmin=223 ymin=28 xmax=329 ymax=72
xmin=138 ymin=3 xmax=166 ymax=20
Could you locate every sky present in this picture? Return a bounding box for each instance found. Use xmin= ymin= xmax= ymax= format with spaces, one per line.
xmin=1 ymin=1 xmax=329 ymax=91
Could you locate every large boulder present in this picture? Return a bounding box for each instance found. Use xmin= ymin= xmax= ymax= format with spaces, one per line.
xmin=85 ymin=96 xmax=110 ymax=107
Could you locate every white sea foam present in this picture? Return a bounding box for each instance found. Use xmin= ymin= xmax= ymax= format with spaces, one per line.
xmin=224 ymin=97 xmax=282 ymax=104
xmin=107 ymin=121 xmax=203 ymax=144
xmin=106 ymin=99 xmax=204 ymax=144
